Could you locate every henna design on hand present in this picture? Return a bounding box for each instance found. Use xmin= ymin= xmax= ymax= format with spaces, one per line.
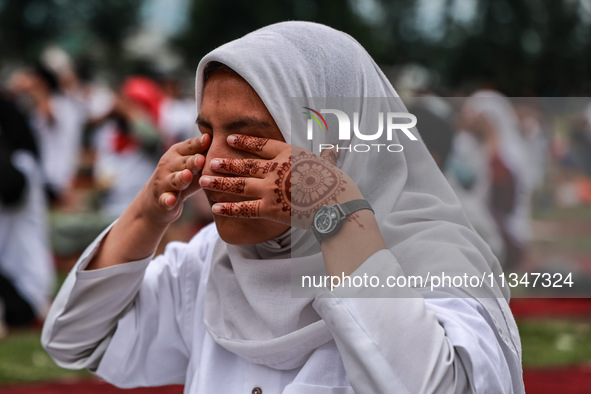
xmin=263 ymin=161 xmax=279 ymax=174
xmin=217 ymin=201 xmax=260 ymax=217
xmin=211 ymin=177 xmax=246 ymax=194
xmin=274 ymin=161 xmax=292 ymax=214
xmin=347 ymin=213 xmax=366 ymax=230
xmin=218 ymin=159 xmax=278 ymax=176
xmin=232 ymin=135 xmax=269 ymax=152
xmin=274 ymin=151 xmax=347 ymax=221
xmin=320 ymin=149 xmax=338 ymax=166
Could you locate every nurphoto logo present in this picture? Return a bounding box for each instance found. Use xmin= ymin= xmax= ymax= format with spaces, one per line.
xmin=303 ymin=107 xmax=418 ymax=153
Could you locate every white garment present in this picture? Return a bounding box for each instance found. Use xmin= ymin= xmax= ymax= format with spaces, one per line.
xmin=0 ymin=151 xmax=55 ymax=316
xmin=31 ymin=94 xmax=84 ymax=195
xmin=446 ymin=132 xmax=505 ymax=260
xmin=43 ymin=223 xmax=515 ymax=393
xmin=93 ymin=123 xmax=158 ymax=217
xmin=159 ymin=97 xmax=198 ymax=144
xmin=463 ymin=91 xmax=533 ymax=245
xmin=519 ymin=116 xmax=546 ymax=191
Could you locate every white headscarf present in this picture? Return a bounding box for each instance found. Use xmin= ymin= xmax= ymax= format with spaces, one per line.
xmin=463 ymin=90 xmax=533 ymax=244
xmin=197 ymin=21 xmax=519 ymax=370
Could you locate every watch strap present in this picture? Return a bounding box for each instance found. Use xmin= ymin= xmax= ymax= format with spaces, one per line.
xmin=338 ymin=199 xmax=374 ymax=217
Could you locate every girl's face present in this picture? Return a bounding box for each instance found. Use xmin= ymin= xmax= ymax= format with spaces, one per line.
xmin=197 ymin=70 xmax=291 ymax=245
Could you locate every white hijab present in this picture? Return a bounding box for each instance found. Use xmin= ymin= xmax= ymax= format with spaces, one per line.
xmin=464 ymin=90 xmax=529 ymax=190
xmin=197 ymin=21 xmax=519 ymax=370
xmin=463 ymin=90 xmax=533 ymax=244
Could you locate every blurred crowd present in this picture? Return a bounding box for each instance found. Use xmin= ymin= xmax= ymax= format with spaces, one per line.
xmin=408 ymin=87 xmax=591 ymax=274
xmin=2 ymin=51 xmax=591 ymax=336
xmin=0 ymin=50 xmax=212 ymax=337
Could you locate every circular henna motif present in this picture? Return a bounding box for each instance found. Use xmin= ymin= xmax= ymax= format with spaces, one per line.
xmin=289 ymin=151 xmax=346 ymax=219
xmin=274 ymin=151 xmax=347 ymax=220
xmin=292 ymin=160 xmax=338 ymax=206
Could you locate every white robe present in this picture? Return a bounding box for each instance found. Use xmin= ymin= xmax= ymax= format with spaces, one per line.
xmin=0 ymin=151 xmax=54 ymax=317
xmin=42 ymin=223 xmax=518 ymax=393
xmin=31 ymin=94 xmax=84 ymax=195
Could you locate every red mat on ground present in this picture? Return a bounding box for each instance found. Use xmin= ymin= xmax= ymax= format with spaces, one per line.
xmin=510 ymin=298 xmax=591 ymax=319
xmin=524 ymin=364 xmax=591 ymax=394
xmin=0 ymin=380 xmax=183 ymax=394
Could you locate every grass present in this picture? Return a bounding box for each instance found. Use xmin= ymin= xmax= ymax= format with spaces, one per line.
xmin=519 ymin=318 xmax=591 ymax=368
xmin=0 ymin=329 xmax=90 ymax=385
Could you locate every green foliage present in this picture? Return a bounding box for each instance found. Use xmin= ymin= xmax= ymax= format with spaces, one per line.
xmin=1 ymin=0 xmax=590 ymax=95
xmin=173 ymin=0 xmax=591 ymax=94
xmin=446 ymin=0 xmax=591 ymax=94
xmin=0 ymin=0 xmax=142 ymax=65
xmin=172 ymin=0 xmax=373 ymax=69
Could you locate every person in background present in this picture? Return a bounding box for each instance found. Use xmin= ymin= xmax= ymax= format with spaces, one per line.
xmin=409 ymin=101 xmax=505 ymax=267
xmin=0 ymin=91 xmax=55 ymax=336
xmin=407 ymin=102 xmax=454 ymax=169
xmin=7 ymin=64 xmax=84 ymax=205
xmin=514 ymin=100 xmax=547 ymax=193
xmin=159 ymin=72 xmax=198 ymax=147
xmin=90 ymin=76 xmax=164 ymax=218
xmin=457 ymin=91 xmax=532 ymax=271
xmin=50 ymin=77 xmax=166 ymax=257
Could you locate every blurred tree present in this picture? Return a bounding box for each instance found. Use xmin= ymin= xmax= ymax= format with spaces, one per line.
xmin=5 ymin=0 xmax=583 ymax=93
xmin=172 ymin=0 xmax=374 ymax=69
xmin=174 ymin=0 xmax=591 ymax=94
xmin=0 ymin=0 xmax=58 ymax=61
xmin=0 ymin=0 xmax=142 ymax=74
xmin=446 ymin=0 xmax=591 ymax=95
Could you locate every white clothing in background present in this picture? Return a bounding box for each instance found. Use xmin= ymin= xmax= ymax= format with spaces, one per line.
xmin=93 ymin=124 xmax=158 ymax=217
xmin=446 ymin=132 xmax=505 ymax=260
xmin=159 ymin=97 xmax=198 ymax=145
xmin=0 ymin=151 xmax=55 ymax=316
xmin=464 ymin=91 xmax=533 ymax=246
xmin=519 ymin=116 xmax=547 ymax=191
xmin=31 ymin=94 xmax=84 ymax=195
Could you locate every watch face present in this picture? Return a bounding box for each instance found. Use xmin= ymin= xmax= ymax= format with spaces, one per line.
xmin=313 ymin=206 xmax=340 ymax=235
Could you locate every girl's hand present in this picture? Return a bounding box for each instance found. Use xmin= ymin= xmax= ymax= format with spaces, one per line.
xmin=137 ymin=134 xmax=210 ymax=226
xmin=199 ymin=134 xmax=362 ymax=229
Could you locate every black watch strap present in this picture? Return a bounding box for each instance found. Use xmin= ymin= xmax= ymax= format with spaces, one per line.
xmin=338 ymin=199 xmax=374 ymax=217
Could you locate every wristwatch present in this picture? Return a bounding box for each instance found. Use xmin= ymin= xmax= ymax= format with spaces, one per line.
xmin=311 ymin=199 xmax=374 ymax=242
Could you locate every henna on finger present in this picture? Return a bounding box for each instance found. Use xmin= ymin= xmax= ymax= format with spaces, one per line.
xmin=216 ymin=158 xmax=278 ymax=176
xmin=230 ymin=135 xmax=269 ymax=152
xmin=274 ymin=161 xmax=291 ymax=214
xmin=210 ymin=177 xmax=247 ymax=194
xmin=213 ymin=200 xmax=261 ymax=218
